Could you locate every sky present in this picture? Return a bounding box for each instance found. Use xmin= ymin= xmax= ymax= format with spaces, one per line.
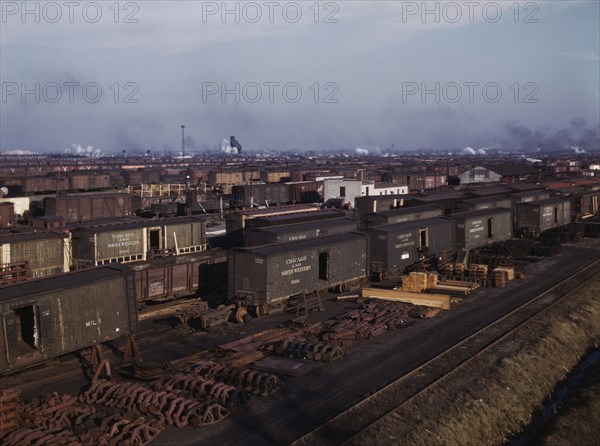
xmin=1 ymin=0 xmax=599 ymax=154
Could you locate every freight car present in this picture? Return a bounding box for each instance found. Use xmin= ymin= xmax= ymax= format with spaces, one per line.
xmin=515 ymin=198 xmax=571 ymax=236
xmin=245 ymin=218 xmax=357 ymax=247
xmin=287 ymin=181 xmax=324 ymax=204
xmin=451 ymin=208 xmax=513 ymax=250
xmin=456 ymin=196 xmax=513 ymax=213
xmin=405 ymin=191 xmax=466 ymax=214
xmin=71 ymin=216 xmax=207 ymax=267
xmin=0 ymin=230 xmax=69 ymax=280
xmin=44 ymin=192 xmax=132 ymax=223
xmin=231 ymin=183 xmax=290 ymax=208
xmin=550 ymin=187 xmax=600 ymax=220
xmin=130 ymin=249 xmax=227 ymax=304
xmin=68 ymin=173 xmax=112 ymax=191
xmin=0 ymin=265 xmax=137 ymax=374
xmin=228 ymin=232 xmax=368 ymax=305
xmin=365 ymin=217 xmax=454 ymax=280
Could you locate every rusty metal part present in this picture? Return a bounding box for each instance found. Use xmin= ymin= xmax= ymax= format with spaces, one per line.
xmin=186 ymin=361 xmax=283 ymax=396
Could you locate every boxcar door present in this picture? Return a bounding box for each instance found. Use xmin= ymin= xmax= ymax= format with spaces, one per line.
xmin=37 ymin=301 xmax=54 ymax=354
xmin=2 ymin=311 xmax=19 ymax=363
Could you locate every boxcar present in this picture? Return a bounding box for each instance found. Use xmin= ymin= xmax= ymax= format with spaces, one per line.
xmin=228 ymin=233 xmax=368 ymax=304
xmin=452 ymin=208 xmax=513 ymax=250
xmin=245 ymin=218 xmax=357 ymax=247
xmin=44 ymin=193 xmax=132 ymax=223
xmin=0 ymin=231 xmax=68 ymax=279
xmin=71 ymin=216 xmax=207 ymax=267
xmin=515 ymin=198 xmax=572 ymax=236
xmin=287 ymin=181 xmax=324 ymax=203
xmin=231 ymin=183 xmax=290 ymax=207
xmin=68 ymin=173 xmax=112 ymax=191
xmin=366 ymin=217 xmax=454 ymax=280
xmin=130 ymin=249 xmax=227 ymax=304
xmin=0 ymin=265 xmax=137 ymax=374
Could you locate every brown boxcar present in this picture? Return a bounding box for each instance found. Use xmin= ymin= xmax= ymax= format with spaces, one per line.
xmin=68 ymin=173 xmax=112 ymax=190
xmin=130 ymin=249 xmax=227 ymax=303
xmin=0 ymin=265 xmax=137 ymax=374
xmin=44 ymin=193 xmax=132 ymax=223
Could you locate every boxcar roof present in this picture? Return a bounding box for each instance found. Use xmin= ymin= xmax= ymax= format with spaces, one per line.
xmin=0 ymin=230 xmax=67 ymax=243
xmin=450 ymin=208 xmax=512 ymax=219
xmin=239 ymin=232 xmax=366 ymax=255
xmin=251 ymin=217 xmax=356 ymax=235
xmin=370 ymin=204 xmax=443 ymax=217
xmin=460 ymin=196 xmax=512 ymax=204
xmin=256 ymin=209 xmax=344 ymax=223
xmin=72 ymin=216 xmax=204 ymax=232
xmin=368 ymin=217 xmax=451 ymax=233
xmin=518 ymin=197 xmax=570 ymax=206
xmin=0 ymin=265 xmax=128 ymax=302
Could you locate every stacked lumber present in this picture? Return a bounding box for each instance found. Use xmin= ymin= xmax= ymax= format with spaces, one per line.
xmin=454 ymin=263 xmax=466 ymax=275
xmin=493 ymin=267 xmax=515 ymax=288
xmin=401 ymin=272 xmax=429 ymax=292
xmin=427 ymin=273 xmax=439 ymax=288
xmin=469 ymin=263 xmax=488 ymax=278
xmin=0 ymin=389 xmax=20 ymax=436
xmin=362 ymin=287 xmax=451 ymax=310
xmin=430 ymin=280 xmax=479 ymax=297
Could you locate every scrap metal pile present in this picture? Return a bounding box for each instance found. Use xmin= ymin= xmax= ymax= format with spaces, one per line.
xmin=1 ymin=391 xmax=161 ymax=446
xmin=320 ymin=301 xmax=417 ymax=342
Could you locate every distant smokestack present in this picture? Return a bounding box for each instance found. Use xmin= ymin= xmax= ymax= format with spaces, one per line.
xmin=230 ymin=136 xmax=242 ymax=154
xmin=181 ymin=125 xmax=186 ymax=156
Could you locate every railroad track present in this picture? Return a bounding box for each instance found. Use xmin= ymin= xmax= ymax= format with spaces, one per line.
xmin=293 ymin=257 xmax=600 ymax=446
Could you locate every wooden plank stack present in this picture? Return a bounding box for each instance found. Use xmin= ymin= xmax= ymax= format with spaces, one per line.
xmin=469 ymin=263 xmax=489 ymax=278
xmin=493 ymin=267 xmax=515 ymax=288
xmin=362 ymin=287 xmax=451 ymax=310
xmin=401 ymin=272 xmax=430 ymax=292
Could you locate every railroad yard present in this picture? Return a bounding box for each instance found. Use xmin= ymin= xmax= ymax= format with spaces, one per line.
xmin=1 ymin=153 xmax=600 ymax=445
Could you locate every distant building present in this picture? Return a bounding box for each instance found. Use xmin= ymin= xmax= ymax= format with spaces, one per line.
xmin=361 ymin=181 xmax=409 ymax=196
xmin=458 ymin=164 xmax=536 ymax=184
xmin=323 ymin=179 xmax=362 ymax=207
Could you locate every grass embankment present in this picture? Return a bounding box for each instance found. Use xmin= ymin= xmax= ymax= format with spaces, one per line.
xmin=538 ymin=360 xmax=600 ymax=446
xmin=350 ymin=273 xmax=600 ymax=446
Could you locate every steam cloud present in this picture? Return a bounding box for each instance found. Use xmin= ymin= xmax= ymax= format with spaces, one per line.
xmin=221 ymin=138 xmax=238 ymax=155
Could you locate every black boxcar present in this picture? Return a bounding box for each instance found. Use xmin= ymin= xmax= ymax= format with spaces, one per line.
xmin=451 ymin=208 xmax=513 ymax=250
xmin=366 ymin=217 xmax=453 ymax=279
xmin=515 ymin=198 xmax=571 ymax=235
xmin=0 ymin=265 xmax=137 ymax=374
xmin=228 ymin=233 xmax=368 ymax=304
xmin=231 ymin=183 xmax=290 ymax=207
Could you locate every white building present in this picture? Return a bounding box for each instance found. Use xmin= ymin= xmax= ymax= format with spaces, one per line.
xmin=361 ymin=181 xmax=408 ymax=196
xmin=323 ymin=179 xmax=362 ymax=207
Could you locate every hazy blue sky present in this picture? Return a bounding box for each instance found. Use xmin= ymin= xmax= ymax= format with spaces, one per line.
xmin=1 ymin=0 xmax=599 ymax=153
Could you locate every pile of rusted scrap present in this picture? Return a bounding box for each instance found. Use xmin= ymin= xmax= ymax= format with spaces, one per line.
xmin=321 ymin=301 xmax=415 ymax=341
xmin=217 ymin=327 xmax=293 ymax=367
xmin=185 ymin=361 xmax=283 ymax=396
xmin=177 ymin=303 xmax=250 ymax=331
xmin=272 ymin=338 xmax=344 ymax=362
xmin=1 ymin=391 xmax=161 ymax=446
xmin=0 ymin=389 xmax=20 ymax=436
xmin=82 ymin=380 xmax=229 ymax=427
